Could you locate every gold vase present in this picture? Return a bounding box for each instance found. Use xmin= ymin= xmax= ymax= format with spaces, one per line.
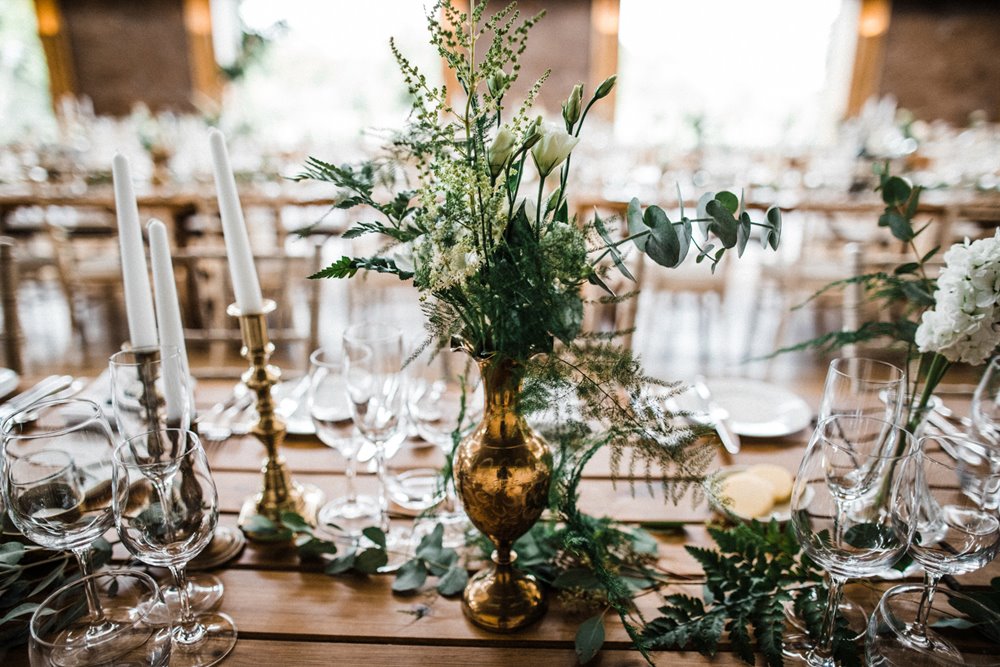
xmin=453 ymin=356 xmax=551 ymax=632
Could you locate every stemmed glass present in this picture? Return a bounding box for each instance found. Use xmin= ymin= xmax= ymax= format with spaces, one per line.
xmin=29 ymin=570 xmax=173 ymax=666
xmin=112 ymin=428 xmax=237 ymax=667
xmin=109 ymin=346 xmax=224 ymax=613
xmin=343 ymin=322 xmax=407 ymax=556
xmin=818 ymin=357 xmax=905 ymax=423
xmin=308 ymin=346 xmax=378 ymax=536
xmin=2 ymin=398 xmax=123 ymax=643
xmin=972 ymin=356 xmax=1000 ymax=445
xmin=790 ymin=415 xmax=918 ymax=667
xmin=891 ymin=434 xmax=1000 ymax=654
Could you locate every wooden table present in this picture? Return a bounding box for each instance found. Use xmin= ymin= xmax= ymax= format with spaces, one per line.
xmin=3 ymin=376 xmax=994 ymax=666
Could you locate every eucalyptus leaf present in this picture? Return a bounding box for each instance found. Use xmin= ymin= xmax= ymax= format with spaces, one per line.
xmin=296 ymin=537 xmax=337 ymax=559
xmin=553 ymin=568 xmax=601 ymax=590
xmin=575 ymin=614 xmax=606 ymax=664
xmin=715 ymin=191 xmax=739 ymax=214
xmin=436 ymin=564 xmax=469 ymax=596
xmin=736 ymin=212 xmax=751 ymax=257
xmin=765 ymin=206 xmax=782 ymax=250
xmin=363 ymin=526 xmax=388 ymax=551
xmin=325 ymin=549 xmax=356 ymax=575
xmin=281 ymin=512 xmax=313 ymax=535
xmin=626 ymin=198 xmax=648 ymax=251
xmin=354 ymin=547 xmax=388 ymax=574
xmin=881 ymin=176 xmax=912 ymax=205
xmin=392 ymin=559 xmax=428 ymax=593
xmin=704 ymin=200 xmax=738 ymax=249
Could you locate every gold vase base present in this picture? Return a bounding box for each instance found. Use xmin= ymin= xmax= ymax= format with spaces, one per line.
xmin=462 ymin=563 xmax=546 ymax=633
xmin=237 ymin=482 xmax=324 ymax=541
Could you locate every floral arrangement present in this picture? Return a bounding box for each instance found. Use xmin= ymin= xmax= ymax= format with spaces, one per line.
xmin=779 ymin=165 xmax=999 ymax=432
xmin=296 ymin=0 xmax=780 ymax=662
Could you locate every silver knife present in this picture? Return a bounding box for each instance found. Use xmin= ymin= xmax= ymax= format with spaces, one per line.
xmin=693 ymin=376 xmax=741 ymax=455
xmin=0 ymin=375 xmax=75 ymax=424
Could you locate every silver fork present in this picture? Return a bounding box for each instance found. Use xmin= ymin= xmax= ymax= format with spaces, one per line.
xmin=199 ymin=388 xmax=253 ymax=445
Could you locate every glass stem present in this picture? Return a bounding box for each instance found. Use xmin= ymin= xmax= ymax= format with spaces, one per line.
xmin=71 ymin=546 xmax=105 ymax=621
xmin=912 ymin=572 xmax=942 ymax=640
xmin=811 ymin=574 xmax=846 ymax=666
xmin=345 ymin=452 xmax=357 ymax=504
xmin=374 ymin=440 xmax=389 ymax=533
xmin=169 ymin=564 xmax=206 ymax=645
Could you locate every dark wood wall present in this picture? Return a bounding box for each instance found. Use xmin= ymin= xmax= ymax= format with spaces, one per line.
xmin=879 ymin=0 xmax=1000 ymax=123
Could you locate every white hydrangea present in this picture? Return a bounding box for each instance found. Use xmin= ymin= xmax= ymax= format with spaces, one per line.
xmin=915 ymin=229 xmax=1000 ymax=365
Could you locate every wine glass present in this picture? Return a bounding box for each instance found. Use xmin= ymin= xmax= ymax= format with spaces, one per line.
xmin=308 ymin=346 xmax=378 ymax=536
xmin=29 ymin=570 xmax=173 ymax=666
xmin=891 ymin=434 xmax=1000 ymax=654
xmin=109 ymin=345 xmax=223 ymax=613
xmin=406 ymin=346 xmax=483 ymax=545
xmin=818 ymin=357 xmax=905 ymax=423
xmin=343 ymin=322 xmax=407 ymax=558
xmin=112 ymin=428 xmax=237 ymax=667
xmin=2 ymin=398 xmax=123 ymax=642
xmin=790 ymin=415 xmax=918 ymax=667
xmin=867 ymin=584 xmax=1000 ymax=666
xmin=972 ymin=356 xmax=1000 ymax=445
xmin=109 ymin=346 xmax=191 ymax=441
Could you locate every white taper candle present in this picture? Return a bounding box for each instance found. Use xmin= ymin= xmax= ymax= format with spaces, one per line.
xmin=208 ymin=128 xmax=264 ymax=313
xmin=148 ymin=219 xmax=190 ymax=421
xmin=111 ymin=153 xmax=159 ymax=349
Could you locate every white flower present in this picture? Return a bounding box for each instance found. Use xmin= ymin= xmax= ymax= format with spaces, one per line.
xmin=915 ymin=230 xmax=1000 ymax=365
xmin=530 ymin=124 xmax=579 ymax=178
xmin=389 ymin=240 xmax=417 ymax=274
xmin=488 ymin=128 xmax=517 ymax=178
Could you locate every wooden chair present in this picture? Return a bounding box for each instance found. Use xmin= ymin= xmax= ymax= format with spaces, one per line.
xmin=0 ymin=238 xmax=23 ymax=373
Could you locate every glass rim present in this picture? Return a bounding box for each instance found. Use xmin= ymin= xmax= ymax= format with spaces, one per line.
xmin=29 ymin=569 xmax=162 ymax=649
xmin=826 ymin=357 xmax=905 ymax=384
xmin=108 ymin=345 xmax=181 ymax=367
xmin=309 ymin=346 xmax=343 ymax=369
xmin=6 ymin=448 xmax=74 ymax=486
xmin=114 ymin=427 xmax=203 ymax=467
xmin=917 ymin=433 xmax=997 ymax=471
xmin=874 ymin=583 xmax=1000 ymax=667
xmin=2 ymin=397 xmax=104 ymax=442
xmin=813 ymin=414 xmax=916 ymax=459
xmin=343 ymin=321 xmax=403 ymax=345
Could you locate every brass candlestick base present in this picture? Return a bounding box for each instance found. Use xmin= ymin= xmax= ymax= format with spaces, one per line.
xmin=462 ymin=551 xmax=546 ymax=632
xmin=229 ymin=301 xmax=323 ymax=539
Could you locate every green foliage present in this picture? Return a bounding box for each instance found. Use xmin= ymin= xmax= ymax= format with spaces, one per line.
xmin=391 ymin=524 xmax=468 ymax=596
xmin=644 ymin=521 xmax=861 ymax=667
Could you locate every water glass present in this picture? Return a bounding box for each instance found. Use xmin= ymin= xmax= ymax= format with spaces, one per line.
xmin=791 ymin=415 xmax=918 ymax=667
xmin=818 ymin=357 xmax=905 ymax=423
xmin=407 ymin=347 xmax=483 ymax=448
xmin=29 ymin=570 xmax=173 ymax=667
xmin=972 ymin=356 xmax=1000 ymax=445
xmin=112 ymin=429 xmax=236 ymax=667
xmin=308 ymin=346 xmax=378 ymax=535
xmin=894 ymin=435 xmax=1000 ymax=651
xmin=867 ymin=584 xmax=1000 ymax=666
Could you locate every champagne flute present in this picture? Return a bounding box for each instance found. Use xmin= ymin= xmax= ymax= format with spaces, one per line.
xmin=112 ymin=428 xmax=237 ymax=667
xmin=892 ymin=434 xmax=1000 ymax=654
xmin=790 ymin=415 xmax=918 ymax=667
xmin=309 ymin=346 xmax=378 ymax=536
xmin=2 ymin=399 xmax=125 ymax=644
xmin=109 ymin=346 xmax=223 ymax=613
xmin=343 ymin=322 xmax=407 ymax=557
xmin=29 ymin=570 xmax=173 ymax=666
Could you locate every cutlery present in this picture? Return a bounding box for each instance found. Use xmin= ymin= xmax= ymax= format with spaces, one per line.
xmin=0 ymin=375 xmax=75 ymax=424
xmin=692 ymin=376 xmax=741 ymax=455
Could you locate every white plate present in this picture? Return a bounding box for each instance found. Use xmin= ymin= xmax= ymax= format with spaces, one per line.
xmin=0 ymin=368 xmax=18 ymax=399
xmin=676 ymin=378 xmax=812 ymax=438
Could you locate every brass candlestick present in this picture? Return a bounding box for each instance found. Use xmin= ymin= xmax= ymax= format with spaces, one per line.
xmin=230 ymin=300 xmax=323 ymax=538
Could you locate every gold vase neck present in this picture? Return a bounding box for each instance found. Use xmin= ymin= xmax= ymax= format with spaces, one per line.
xmin=476 ymin=357 xmax=528 ymax=442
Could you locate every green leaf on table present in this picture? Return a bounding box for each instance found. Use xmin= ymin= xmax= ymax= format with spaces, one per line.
xmin=325 ymin=549 xmax=356 ymax=575
xmin=281 ymin=512 xmax=313 ymax=535
xmin=426 ymin=548 xmax=458 ymax=577
xmin=362 ymin=526 xmax=388 ymax=551
xmin=243 ymin=514 xmax=277 ymax=533
xmin=843 ymin=523 xmax=893 ymax=549
xmin=415 ymin=524 xmax=444 ymax=563
xmin=0 ymin=542 xmax=25 ymax=566
xmin=575 ymin=614 xmax=605 ymax=664
xmin=296 ymin=536 xmax=337 ymax=560
xmin=90 ymin=537 xmax=113 ymax=569
xmin=436 ymin=563 xmax=468 ymax=596
xmin=0 ymin=602 xmax=39 ymax=625
xmin=354 ymin=547 xmax=389 ymax=574
xmin=392 ymin=558 xmax=428 ymax=593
